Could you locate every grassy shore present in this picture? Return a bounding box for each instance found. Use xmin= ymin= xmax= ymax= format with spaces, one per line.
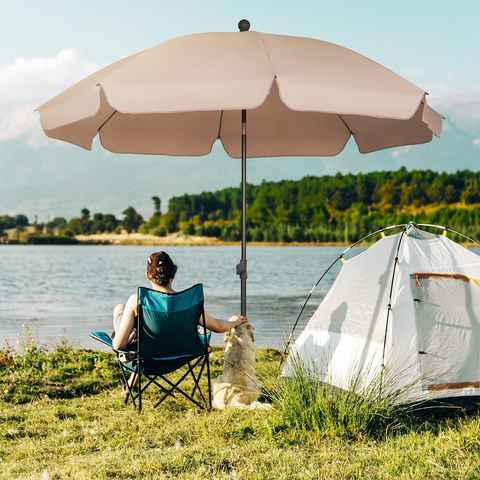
xmin=75 ymin=232 xmax=348 ymax=247
xmin=1 ymin=344 xmax=480 ymax=479
xmin=76 ymin=232 xmax=228 ymax=246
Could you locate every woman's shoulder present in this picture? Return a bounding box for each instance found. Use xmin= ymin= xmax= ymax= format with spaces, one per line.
xmin=125 ymin=293 xmax=138 ymax=308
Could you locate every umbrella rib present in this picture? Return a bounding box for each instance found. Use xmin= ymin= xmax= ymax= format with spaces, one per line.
xmin=217 ymin=110 xmax=224 ymax=139
xmin=338 ymin=114 xmax=355 ymax=138
xmin=98 ymin=110 xmax=118 ymax=133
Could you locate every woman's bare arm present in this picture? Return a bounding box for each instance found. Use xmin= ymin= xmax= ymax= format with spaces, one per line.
xmin=112 ymin=294 xmax=137 ymax=350
xmin=201 ymin=312 xmax=248 ymax=333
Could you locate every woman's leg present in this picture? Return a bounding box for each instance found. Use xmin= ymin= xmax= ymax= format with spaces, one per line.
xmin=113 ymin=303 xmax=138 ymax=388
xmin=112 ymin=303 xmax=125 ymax=335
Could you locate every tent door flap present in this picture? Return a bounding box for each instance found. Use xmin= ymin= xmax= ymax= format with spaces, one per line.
xmin=410 ymin=272 xmax=480 ymax=392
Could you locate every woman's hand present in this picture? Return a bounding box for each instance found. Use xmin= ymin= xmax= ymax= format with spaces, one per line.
xmin=203 ymin=312 xmax=250 ymax=333
xmin=228 ymin=314 xmax=249 ymax=328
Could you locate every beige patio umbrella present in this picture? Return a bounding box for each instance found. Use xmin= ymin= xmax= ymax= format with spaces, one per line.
xmin=37 ymin=20 xmax=442 ymax=316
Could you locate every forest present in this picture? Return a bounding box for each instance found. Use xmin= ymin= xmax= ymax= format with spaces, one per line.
xmin=3 ymin=168 xmax=480 ymax=243
xmin=141 ymin=168 xmax=480 ymax=242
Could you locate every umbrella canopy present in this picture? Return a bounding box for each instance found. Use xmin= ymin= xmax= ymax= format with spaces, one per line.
xmin=37 ymin=21 xmax=442 ymax=316
xmin=38 ymin=29 xmax=441 ymax=155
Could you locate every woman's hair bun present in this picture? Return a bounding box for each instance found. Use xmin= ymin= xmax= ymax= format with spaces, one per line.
xmin=147 ymin=251 xmax=177 ymax=287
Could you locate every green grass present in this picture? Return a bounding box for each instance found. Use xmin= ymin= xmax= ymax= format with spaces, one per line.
xmin=269 ymin=358 xmax=409 ymax=440
xmin=1 ymin=344 xmax=480 ymax=479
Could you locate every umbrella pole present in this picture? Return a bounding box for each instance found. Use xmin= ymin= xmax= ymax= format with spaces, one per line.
xmin=236 ymin=19 xmax=251 ymax=317
xmin=236 ymin=19 xmax=250 ymax=317
xmin=237 ymin=108 xmax=248 ymax=316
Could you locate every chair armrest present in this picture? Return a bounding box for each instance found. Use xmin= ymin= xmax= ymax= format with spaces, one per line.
xmin=90 ymin=330 xmax=137 ymax=355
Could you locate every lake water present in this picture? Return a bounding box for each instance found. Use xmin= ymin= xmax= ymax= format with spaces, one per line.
xmin=0 ymin=245 xmax=353 ymax=351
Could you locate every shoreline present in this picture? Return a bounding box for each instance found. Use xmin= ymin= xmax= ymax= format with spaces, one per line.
xmin=3 ymin=231 xmax=479 ymax=248
xmin=74 ymin=232 xmax=350 ymax=247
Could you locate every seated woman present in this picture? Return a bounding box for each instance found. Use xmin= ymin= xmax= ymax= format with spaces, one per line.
xmin=112 ymin=251 xmax=248 ymax=350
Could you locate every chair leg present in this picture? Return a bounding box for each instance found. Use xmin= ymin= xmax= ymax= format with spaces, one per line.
xmin=187 ymin=356 xmax=211 ymax=409
xmin=147 ymin=376 xmax=176 ymax=401
xmin=130 ymin=355 xmax=211 ymax=411
xmin=153 ymin=358 xmax=204 ymax=409
xmin=137 ymin=363 xmax=142 ymax=413
xmin=188 ymin=355 xmax=211 ymax=409
xmin=117 ymin=360 xmax=136 ymax=408
xmin=191 ymin=359 xmax=207 ymax=405
xmin=156 ymin=375 xmax=205 ymax=410
xmin=189 ymin=359 xmax=206 ymax=399
xmin=206 ymin=352 xmax=212 ymax=410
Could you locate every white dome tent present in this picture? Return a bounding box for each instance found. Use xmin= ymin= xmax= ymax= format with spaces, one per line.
xmin=283 ymin=223 xmax=480 ymax=403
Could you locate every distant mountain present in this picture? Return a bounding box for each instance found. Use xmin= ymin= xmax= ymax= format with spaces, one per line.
xmin=1 ymin=108 xmax=479 ymax=220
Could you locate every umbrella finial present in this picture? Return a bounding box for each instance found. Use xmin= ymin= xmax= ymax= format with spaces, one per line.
xmin=238 ymin=19 xmax=250 ymax=32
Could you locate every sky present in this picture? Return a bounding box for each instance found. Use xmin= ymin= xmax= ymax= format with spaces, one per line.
xmin=1 ymin=0 xmax=480 ymax=219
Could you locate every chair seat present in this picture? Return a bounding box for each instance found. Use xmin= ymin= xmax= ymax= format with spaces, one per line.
xmin=90 ymin=330 xmax=210 ymax=355
xmin=123 ymin=355 xmax=200 ymax=375
xmin=90 ymin=330 xmax=211 ymax=375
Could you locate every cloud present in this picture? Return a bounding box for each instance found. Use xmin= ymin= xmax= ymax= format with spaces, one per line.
xmin=409 ymin=71 xmax=480 ymax=138
xmin=0 ymin=49 xmax=98 ymax=145
xmin=391 ymin=146 xmax=412 ymax=158
xmin=429 ymin=87 xmax=480 ymax=137
xmin=473 ymin=138 xmax=480 ymax=148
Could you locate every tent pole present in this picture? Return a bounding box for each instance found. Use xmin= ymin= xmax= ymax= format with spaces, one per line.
xmin=237 ymin=109 xmax=248 ymax=317
xmin=380 ymin=226 xmax=407 ymax=395
xmin=281 ymin=223 xmax=408 ymax=366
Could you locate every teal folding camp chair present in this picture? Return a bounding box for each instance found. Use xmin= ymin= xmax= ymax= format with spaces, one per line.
xmin=90 ymin=283 xmax=212 ymax=411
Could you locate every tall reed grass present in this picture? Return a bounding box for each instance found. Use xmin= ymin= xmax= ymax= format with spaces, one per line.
xmin=269 ymin=355 xmax=420 ymax=439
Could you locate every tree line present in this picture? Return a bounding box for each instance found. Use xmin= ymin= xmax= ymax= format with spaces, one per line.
xmin=0 ymin=207 xmax=144 ymax=241
xmin=143 ymin=168 xmax=480 ymax=242
xmin=3 ymin=169 xmax=480 ymax=243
